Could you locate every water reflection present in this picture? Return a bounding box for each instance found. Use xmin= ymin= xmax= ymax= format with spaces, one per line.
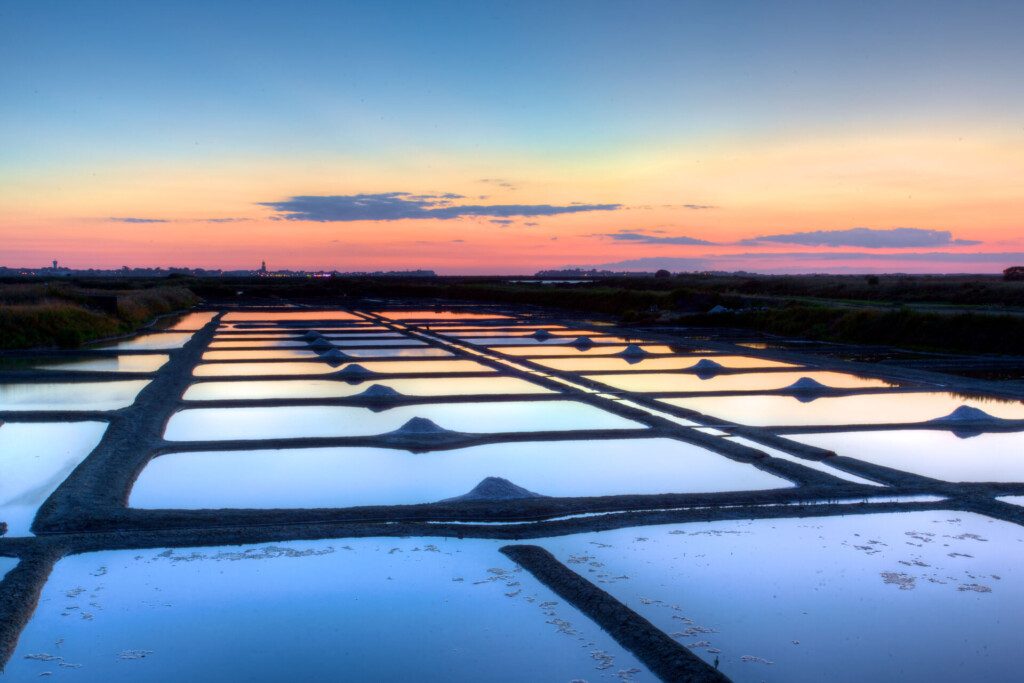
xmin=789 ymin=430 xmax=1024 ymax=482
xmin=131 ymin=438 xmax=791 ymax=509
xmin=491 ymin=344 xmax=674 ymax=356
xmin=5 ymin=538 xmax=646 ymax=681
xmin=0 ymin=422 xmax=107 ymax=535
xmin=0 ymin=380 xmax=150 ymax=411
xmin=184 ymin=376 xmax=553 ymax=400
xmin=377 ymin=310 xmax=513 ymax=320
xmin=201 ymin=348 xmax=452 ymax=361
xmin=90 ymin=332 xmax=193 ymax=351
xmin=591 ymin=370 xmax=891 ymax=394
xmin=539 ymin=512 xmax=1024 ymax=682
xmin=36 ymin=354 xmax=169 ymax=373
xmin=662 ymin=392 xmax=1024 ymax=426
xmin=466 ymin=336 xmax=626 ymax=346
xmin=158 ymin=311 xmax=217 ymax=330
xmin=192 ymin=359 xmax=495 ymax=377
xmin=538 ymin=355 xmax=800 ymax=373
xmin=221 ymin=311 xmax=362 ymax=321
xmin=164 ymin=400 xmax=645 ymax=440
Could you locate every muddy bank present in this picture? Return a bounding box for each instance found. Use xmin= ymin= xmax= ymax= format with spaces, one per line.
xmin=501 ymin=544 xmax=731 ymax=683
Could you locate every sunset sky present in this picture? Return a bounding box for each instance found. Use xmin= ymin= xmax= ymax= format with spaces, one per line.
xmin=2 ymin=0 xmax=1022 ymax=274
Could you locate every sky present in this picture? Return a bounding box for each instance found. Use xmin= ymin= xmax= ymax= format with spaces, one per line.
xmin=1 ymin=0 xmax=1022 ymax=275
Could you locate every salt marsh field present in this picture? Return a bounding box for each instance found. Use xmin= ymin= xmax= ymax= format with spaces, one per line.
xmin=2 ymin=303 xmax=1024 ymax=682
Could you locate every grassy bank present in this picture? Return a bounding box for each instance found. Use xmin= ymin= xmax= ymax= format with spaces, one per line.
xmin=0 ymin=283 xmax=198 ymax=349
xmin=682 ymin=306 xmax=1024 ymax=355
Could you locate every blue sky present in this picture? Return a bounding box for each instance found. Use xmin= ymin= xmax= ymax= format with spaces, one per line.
xmin=1 ymin=1 xmax=1022 ymax=272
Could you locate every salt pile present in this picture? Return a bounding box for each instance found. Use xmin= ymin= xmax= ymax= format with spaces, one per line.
xmin=619 ymin=344 xmax=647 ymax=359
xmin=441 ymin=476 xmax=546 ymax=502
xmin=689 ymin=358 xmax=724 ymax=379
xmin=356 ymin=384 xmax=404 ymax=400
xmin=571 ymin=336 xmax=594 ymax=350
xmin=387 ymin=417 xmax=455 ymax=436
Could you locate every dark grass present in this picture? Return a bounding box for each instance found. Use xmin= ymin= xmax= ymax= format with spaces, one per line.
xmin=682 ymin=305 xmax=1024 ymax=355
xmin=0 ymin=284 xmax=198 ymax=349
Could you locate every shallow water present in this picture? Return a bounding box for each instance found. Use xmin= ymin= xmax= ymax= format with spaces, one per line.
xmin=90 ymin=332 xmax=193 ymax=351
xmin=0 ymin=558 xmax=15 ymax=581
xmin=0 ymin=381 xmax=149 ymax=411
xmin=448 ymin=329 xmax=599 ymax=338
xmin=218 ymin=325 xmax=389 ymax=333
xmin=662 ymin=392 xmax=1024 ymax=426
xmin=130 ymin=438 xmax=791 ymax=509
xmin=221 ymin=311 xmax=362 ymax=321
xmin=184 ymin=376 xmax=554 ymax=400
xmin=36 ymin=354 xmax=169 ymax=373
xmin=376 ymin=310 xmax=513 ymax=320
xmin=537 ymin=355 xmax=800 ymax=373
xmin=201 ymin=347 xmax=452 ymax=361
xmin=192 ymin=359 xmax=495 ymax=378
xmin=158 ymin=311 xmax=217 ymax=330
xmin=163 ymin=400 xmax=645 ymax=440
xmin=5 ymin=538 xmax=648 ymax=681
xmin=0 ymin=422 xmax=108 ymax=535
xmin=466 ymin=336 xmax=626 ymax=346
xmin=788 ymin=430 xmax=1024 ymax=483
xmin=591 ymin=370 xmax=891 ymax=394
xmin=539 ymin=511 xmax=1024 ymax=683
xmin=202 ymin=349 xmax=321 ymax=361
xmin=491 ymin=344 xmax=675 ymax=356
xmin=194 ymin=361 xmax=336 ymax=376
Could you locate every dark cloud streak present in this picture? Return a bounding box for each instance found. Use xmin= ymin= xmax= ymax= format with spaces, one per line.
xmin=741 ymin=227 xmax=979 ymax=248
xmin=259 ymin=192 xmax=621 ymax=222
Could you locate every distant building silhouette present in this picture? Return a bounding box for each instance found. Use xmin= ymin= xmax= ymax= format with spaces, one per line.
xmin=260 ymin=260 xmax=267 ymax=273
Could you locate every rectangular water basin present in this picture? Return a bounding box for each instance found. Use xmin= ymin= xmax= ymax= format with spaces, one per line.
xmin=0 ymin=422 xmax=108 ymax=535
xmin=375 ymin=310 xmax=514 ymax=320
xmin=0 ymin=381 xmax=149 ymax=411
xmin=662 ymin=392 xmax=1024 ymax=427
xmin=491 ymin=344 xmax=675 ymax=356
xmin=183 ymin=376 xmax=554 ymax=400
xmin=35 ymin=354 xmax=169 ymax=373
xmin=192 ymin=359 xmax=495 ymax=378
xmin=90 ymin=332 xmax=193 ymax=351
xmin=157 ymin=311 xmax=217 ymax=330
xmin=788 ymin=430 xmax=1024 ymax=483
xmin=591 ymin=370 xmax=891 ymax=394
xmin=221 ymin=311 xmax=362 ymax=321
xmin=537 ymin=355 xmax=800 ymax=373
xmin=130 ymin=437 xmax=792 ymax=509
xmin=448 ymin=329 xmax=599 ymax=338
xmin=538 ymin=511 xmax=1024 ymax=682
xmin=467 ymin=336 xmax=627 ymax=346
xmin=163 ymin=400 xmax=645 ymax=440
xmin=201 ymin=347 xmax=453 ymax=361
xmin=5 ymin=538 xmax=648 ymax=681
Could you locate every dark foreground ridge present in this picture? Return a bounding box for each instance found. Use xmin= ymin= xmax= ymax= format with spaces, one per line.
xmin=501 ymin=544 xmax=731 ymax=683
